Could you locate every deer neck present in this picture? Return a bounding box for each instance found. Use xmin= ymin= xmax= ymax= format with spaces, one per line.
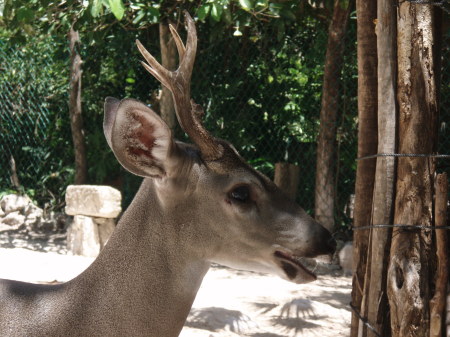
xmin=73 ymin=178 xmax=210 ymax=336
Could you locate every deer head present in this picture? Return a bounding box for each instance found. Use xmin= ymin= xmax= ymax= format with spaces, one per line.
xmin=103 ymin=12 xmax=335 ymax=284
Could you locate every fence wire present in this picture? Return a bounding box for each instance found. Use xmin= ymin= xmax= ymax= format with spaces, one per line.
xmin=0 ymin=42 xmax=51 ymax=189
xmin=0 ymin=18 xmax=448 ymax=235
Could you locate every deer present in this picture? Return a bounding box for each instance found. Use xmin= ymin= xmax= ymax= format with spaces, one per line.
xmin=0 ymin=12 xmax=335 ymax=337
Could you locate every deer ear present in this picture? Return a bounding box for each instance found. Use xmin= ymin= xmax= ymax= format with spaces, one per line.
xmin=104 ymin=97 xmax=176 ymax=178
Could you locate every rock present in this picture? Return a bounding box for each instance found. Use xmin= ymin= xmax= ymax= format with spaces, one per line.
xmin=1 ymin=194 xmax=32 ymax=214
xmin=0 ymin=207 xmax=4 ymax=217
xmin=38 ymin=220 xmax=56 ymax=232
xmin=0 ymin=223 xmax=16 ymax=232
xmin=94 ymin=217 xmax=116 ymax=248
xmin=53 ymin=213 xmax=72 ymax=231
xmin=23 ymin=205 xmax=44 ymax=231
xmin=67 ymin=215 xmax=101 ymax=257
xmin=65 ymin=185 xmax=122 ymax=218
xmin=1 ymin=211 xmax=25 ymax=229
xmin=23 ymin=204 xmax=43 ymax=218
xmin=24 ymin=216 xmax=41 ymax=231
xmin=339 ymin=241 xmax=353 ymax=276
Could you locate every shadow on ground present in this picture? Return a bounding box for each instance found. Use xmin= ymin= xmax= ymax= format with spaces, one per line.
xmin=185 ymin=307 xmax=257 ymax=334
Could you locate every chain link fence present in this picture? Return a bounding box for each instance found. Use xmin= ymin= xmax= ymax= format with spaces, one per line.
xmin=0 ymin=18 xmax=448 ymax=235
xmin=0 ymin=39 xmax=73 ymax=209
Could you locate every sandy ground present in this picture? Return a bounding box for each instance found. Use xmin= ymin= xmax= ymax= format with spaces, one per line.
xmin=0 ymin=246 xmax=351 ymax=337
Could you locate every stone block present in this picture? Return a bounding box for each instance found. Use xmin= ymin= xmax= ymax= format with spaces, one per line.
xmin=94 ymin=217 xmax=116 ymax=248
xmin=67 ymin=215 xmax=101 ymax=257
xmin=65 ymin=185 xmax=122 ymax=218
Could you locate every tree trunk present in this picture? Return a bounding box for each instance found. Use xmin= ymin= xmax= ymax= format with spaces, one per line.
xmin=387 ymin=3 xmax=438 ymax=336
xmin=358 ymin=0 xmax=397 ymax=336
xmin=68 ymin=27 xmax=87 ymax=184
xmin=274 ymin=162 xmax=300 ymax=200
xmin=315 ymin=0 xmax=353 ymax=232
xmin=350 ymin=1 xmax=377 ymax=336
xmin=159 ymin=20 xmax=177 ymax=130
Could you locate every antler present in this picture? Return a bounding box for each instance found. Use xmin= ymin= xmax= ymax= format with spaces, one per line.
xmin=136 ymin=11 xmax=223 ymax=161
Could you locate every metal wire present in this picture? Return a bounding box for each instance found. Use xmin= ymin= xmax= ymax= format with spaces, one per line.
xmin=353 ymin=224 xmax=447 ymax=231
xmin=357 ymin=153 xmax=450 ymax=161
xmin=349 ymin=302 xmax=382 ymax=337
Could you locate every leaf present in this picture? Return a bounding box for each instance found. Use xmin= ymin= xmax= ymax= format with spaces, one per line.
xmin=90 ymin=0 xmax=103 ymax=17
xmin=16 ymin=8 xmax=35 ymax=23
xmin=132 ymin=10 xmax=145 ymax=24
xmin=107 ymin=0 xmax=125 ymax=20
xmin=197 ymin=4 xmax=210 ymax=21
xmin=211 ymin=2 xmax=223 ymax=22
xmin=255 ymin=0 xmax=268 ymax=8
xmin=280 ymin=8 xmax=296 ymax=21
xmin=268 ymin=2 xmax=282 ymax=16
xmin=147 ymin=6 xmax=159 ymax=23
xmin=239 ymin=0 xmax=253 ymax=11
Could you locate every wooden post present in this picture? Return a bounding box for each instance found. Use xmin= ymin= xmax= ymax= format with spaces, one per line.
xmin=274 ymin=163 xmax=300 ymax=200
xmin=359 ymin=0 xmax=397 ymax=335
xmin=350 ymin=0 xmax=378 ymax=335
xmin=387 ymin=3 xmax=438 ymax=336
xmin=430 ymin=173 xmax=448 ymax=337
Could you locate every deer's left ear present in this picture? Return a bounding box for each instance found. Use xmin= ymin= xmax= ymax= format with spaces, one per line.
xmin=104 ymin=97 xmax=179 ymax=178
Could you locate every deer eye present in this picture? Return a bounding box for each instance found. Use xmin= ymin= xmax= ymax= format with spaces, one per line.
xmin=229 ymin=185 xmax=250 ymax=203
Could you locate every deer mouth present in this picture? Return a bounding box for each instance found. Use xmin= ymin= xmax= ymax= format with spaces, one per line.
xmin=274 ymin=250 xmax=317 ymax=284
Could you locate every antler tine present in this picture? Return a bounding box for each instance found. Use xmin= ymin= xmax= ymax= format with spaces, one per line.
xmin=136 ymin=39 xmax=172 ymax=89
xmin=178 ymin=11 xmax=197 ymax=79
xmin=174 ymin=11 xmax=223 ymax=161
xmin=137 ymin=11 xmax=223 ymax=161
xmin=169 ymin=24 xmax=185 ymax=62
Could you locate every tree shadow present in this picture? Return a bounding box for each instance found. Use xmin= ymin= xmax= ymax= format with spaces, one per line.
xmin=185 ymin=307 xmax=257 ymax=334
xmin=307 ymin=289 xmax=351 ymax=310
xmin=280 ymin=298 xmax=318 ymax=319
xmin=0 ymin=231 xmax=67 ymax=254
xmin=252 ymin=301 xmax=278 ymax=314
xmin=271 ymin=298 xmax=329 ymax=336
xmin=272 ymin=316 xmax=320 ymax=335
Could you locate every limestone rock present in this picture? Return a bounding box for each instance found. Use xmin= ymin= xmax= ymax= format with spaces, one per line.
xmin=67 ymin=215 xmax=101 ymax=257
xmin=23 ymin=205 xmax=44 ymax=231
xmin=65 ymin=185 xmax=122 ymax=218
xmin=1 ymin=194 xmax=32 ymax=214
xmin=2 ymin=211 xmax=26 ymax=227
xmin=0 ymin=211 xmax=26 ymax=230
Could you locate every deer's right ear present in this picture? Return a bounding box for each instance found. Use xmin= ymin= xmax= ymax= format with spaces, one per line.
xmin=104 ymin=97 xmax=177 ymax=178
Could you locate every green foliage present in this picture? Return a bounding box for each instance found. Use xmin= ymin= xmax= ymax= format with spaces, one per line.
xmin=0 ymin=38 xmax=74 ymax=209
xmin=0 ymin=0 xmax=359 ymax=225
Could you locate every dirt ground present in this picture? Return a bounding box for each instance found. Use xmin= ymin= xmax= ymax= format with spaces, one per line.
xmin=0 ymin=246 xmax=351 ymax=337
